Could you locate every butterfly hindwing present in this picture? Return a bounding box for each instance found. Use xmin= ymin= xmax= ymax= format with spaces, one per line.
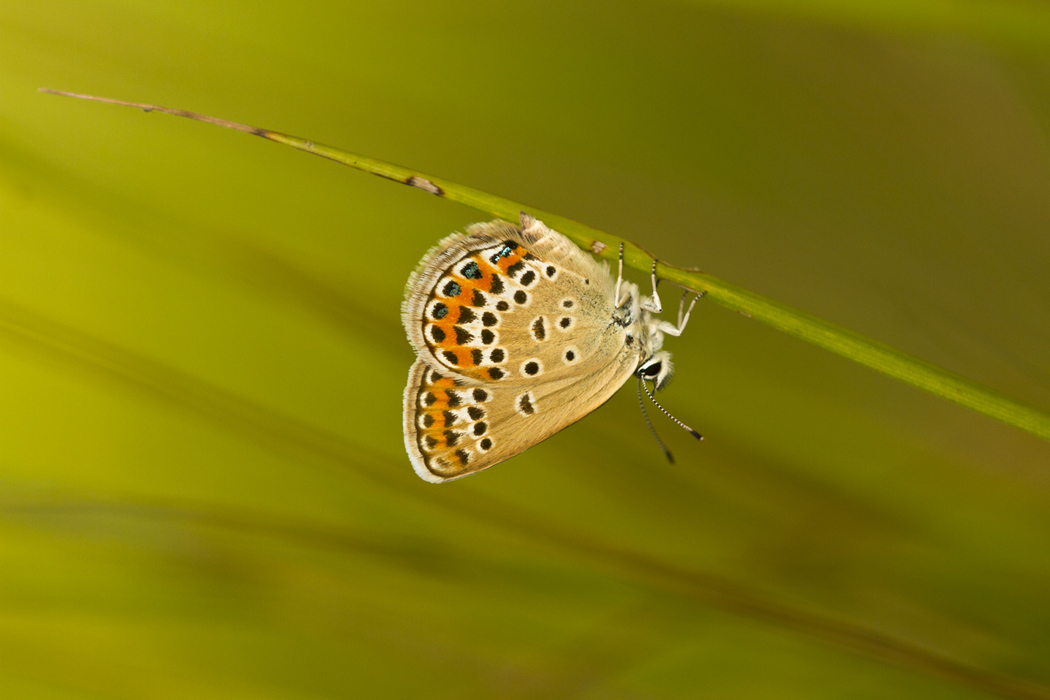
xmin=404 ymin=353 xmax=637 ymax=482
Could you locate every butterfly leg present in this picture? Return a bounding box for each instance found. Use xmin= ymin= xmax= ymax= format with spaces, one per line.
xmin=657 ymin=290 xmax=705 ymax=337
xmin=641 ymin=258 xmax=664 ymax=314
xmin=678 ymin=289 xmax=705 ymax=328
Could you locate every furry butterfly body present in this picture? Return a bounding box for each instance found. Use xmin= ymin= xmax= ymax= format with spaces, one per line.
xmin=403 ymin=214 xmax=686 ymax=482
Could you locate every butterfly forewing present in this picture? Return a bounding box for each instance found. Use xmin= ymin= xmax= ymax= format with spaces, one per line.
xmin=403 ymin=218 xmax=615 ymax=386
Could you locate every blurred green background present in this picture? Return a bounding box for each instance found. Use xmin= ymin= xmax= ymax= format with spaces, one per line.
xmin=3 ymin=1 xmax=1050 ymax=698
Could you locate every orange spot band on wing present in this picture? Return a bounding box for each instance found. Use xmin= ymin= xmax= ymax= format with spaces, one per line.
xmin=495 ymin=249 xmax=524 ymax=274
xmin=427 ymin=321 xmax=458 ymax=348
xmin=453 ymin=303 xmax=478 ymax=322
xmin=476 ymin=255 xmax=499 ymax=273
xmin=447 ymin=348 xmax=478 ymax=367
xmin=450 ymin=285 xmax=474 ymax=306
xmin=426 ymin=345 xmax=481 ymax=370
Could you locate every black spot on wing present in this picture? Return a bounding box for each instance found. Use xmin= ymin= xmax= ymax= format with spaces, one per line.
xmin=531 ymin=317 xmax=546 ymax=340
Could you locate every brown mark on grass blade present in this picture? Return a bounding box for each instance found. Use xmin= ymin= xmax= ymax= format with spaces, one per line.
xmin=406 ymin=176 xmax=444 ymax=196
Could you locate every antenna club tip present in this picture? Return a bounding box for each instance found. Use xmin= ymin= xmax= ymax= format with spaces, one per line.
xmin=692 ymin=431 xmax=704 ymax=441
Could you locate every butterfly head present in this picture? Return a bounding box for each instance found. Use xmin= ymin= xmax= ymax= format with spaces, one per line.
xmin=623 ymin=290 xmax=676 ymax=391
xmin=636 ymin=350 xmax=674 ymax=390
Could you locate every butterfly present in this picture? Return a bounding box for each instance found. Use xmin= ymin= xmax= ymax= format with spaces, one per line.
xmin=402 ymin=213 xmax=699 ymax=482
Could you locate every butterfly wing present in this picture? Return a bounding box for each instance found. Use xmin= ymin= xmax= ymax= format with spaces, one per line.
xmin=402 ymin=214 xmax=644 ymax=481
xmin=402 ymin=215 xmax=618 ymax=385
xmin=404 ymin=353 xmax=637 ymax=482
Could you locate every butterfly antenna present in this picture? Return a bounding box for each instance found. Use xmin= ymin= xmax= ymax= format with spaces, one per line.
xmin=637 ymin=377 xmax=674 ymax=463
xmin=640 ymin=376 xmax=704 ymax=441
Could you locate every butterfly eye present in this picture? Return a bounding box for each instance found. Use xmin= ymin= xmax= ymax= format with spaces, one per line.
xmin=639 ymin=352 xmax=675 ymax=390
xmin=641 ymin=362 xmax=662 ymax=378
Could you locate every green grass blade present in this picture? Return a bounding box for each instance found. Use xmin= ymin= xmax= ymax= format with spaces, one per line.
xmin=669 ymin=272 xmax=1050 ymax=441
xmin=40 ymin=89 xmax=1050 ymax=443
